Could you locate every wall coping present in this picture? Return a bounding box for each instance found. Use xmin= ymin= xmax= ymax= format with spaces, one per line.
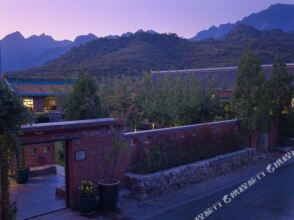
xmin=20 ymin=118 xmax=119 ymax=134
xmin=124 ymin=119 xmax=238 ymax=138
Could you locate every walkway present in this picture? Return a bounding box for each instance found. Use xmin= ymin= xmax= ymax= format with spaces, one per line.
xmin=29 ymin=152 xmax=293 ymax=220
xmin=10 ymin=174 xmax=65 ymax=220
xmin=150 ymin=160 xmax=294 ymax=220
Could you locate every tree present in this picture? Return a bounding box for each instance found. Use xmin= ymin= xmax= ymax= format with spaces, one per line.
xmin=232 ymin=52 xmax=270 ymax=146
xmin=268 ymin=57 xmax=293 ymax=123
xmin=64 ymin=72 xmax=101 ymax=120
xmin=0 ymin=81 xmax=31 ymax=220
xmin=100 ymin=76 xmax=143 ymax=130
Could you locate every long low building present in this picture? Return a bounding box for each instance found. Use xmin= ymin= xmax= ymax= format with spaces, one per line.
xmin=4 ymin=76 xmax=75 ymax=112
xmin=151 ymin=63 xmax=294 ymax=98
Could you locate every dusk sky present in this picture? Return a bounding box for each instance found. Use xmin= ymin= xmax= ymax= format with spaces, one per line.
xmin=1 ymin=0 xmax=294 ymax=40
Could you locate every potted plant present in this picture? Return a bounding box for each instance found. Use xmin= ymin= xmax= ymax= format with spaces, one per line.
xmin=79 ymin=180 xmax=96 ymax=215
xmin=15 ymin=145 xmax=30 ymax=184
xmin=97 ymin=126 xmax=127 ymax=212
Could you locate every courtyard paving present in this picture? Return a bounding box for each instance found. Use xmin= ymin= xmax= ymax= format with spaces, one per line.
xmin=10 ymin=174 xmax=66 ymax=220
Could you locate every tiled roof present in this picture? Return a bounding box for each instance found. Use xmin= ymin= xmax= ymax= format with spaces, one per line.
xmin=5 ymin=77 xmax=75 ymax=97
xmin=151 ymin=63 xmax=294 ymax=89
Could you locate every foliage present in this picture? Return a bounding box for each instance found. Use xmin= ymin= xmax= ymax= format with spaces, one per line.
xmin=280 ymin=111 xmax=294 ymax=137
xmin=0 ymin=80 xmax=31 ymax=220
xmin=79 ymin=180 xmax=95 ymax=198
xmin=16 ymin=26 xmax=294 ymax=78
xmin=268 ymin=57 xmax=293 ymax=122
xmin=34 ymin=112 xmax=49 ymax=123
xmin=99 ymin=76 xmax=142 ymax=129
xmin=64 ymin=72 xmax=101 ymax=120
xmin=100 ymin=74 xmax=224 ymax=129
xmin=131 ymin=129 xmax=242 ymax=174
xmin=100 ymin=126 xmax=128 ymax=182
xmin=55 ymin=142 xmax=65 ymax=166
xmin=232 ymin=51 xmax=270 ymax=145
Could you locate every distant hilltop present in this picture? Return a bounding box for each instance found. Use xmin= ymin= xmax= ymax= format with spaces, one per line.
xmin=13 ymin=25 xmax=294 ymax=78
xmin=191 ymin=4 xmax=294 ymax=41
xmin=0 ymin=32 xmax=97 ymax=72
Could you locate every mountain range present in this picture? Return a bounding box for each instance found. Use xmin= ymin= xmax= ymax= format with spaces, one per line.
xmin=2 ymin=3 xmax=294 ymax=76
xmin=191 ymin=3 xmax=294 ymax=41
xmin=0 ymin=32 xmax=97 ymax=72
xmin=14 ymin=24 xmax=294 ymax=78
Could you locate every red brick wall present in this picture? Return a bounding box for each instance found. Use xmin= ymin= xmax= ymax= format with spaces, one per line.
xmin=24 ymin=143 xmax=56 ymax=168
xmin=18 ymin=118 xmax=279 ymax=209
xmin=67 ymin=132 xmax=130 ymax=208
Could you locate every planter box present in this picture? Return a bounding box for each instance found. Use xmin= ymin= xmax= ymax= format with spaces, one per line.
xmin=124 ymin=148 xmax=256 ymax=200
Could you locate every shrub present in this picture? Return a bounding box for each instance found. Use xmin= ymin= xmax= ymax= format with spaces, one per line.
xmin=280 ymin=112 xmax=294 ymax=137
xmin=34 ymin=112 xmax=49 ymax=123
xmin=79 ymin=180 xmax=95 ymax=198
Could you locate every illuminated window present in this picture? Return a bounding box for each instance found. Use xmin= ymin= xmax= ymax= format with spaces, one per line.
xmin=45 ymin=97 xmax=57 ymax=111
xmin=292 ymin=98 xmax=294 ymax=108
xmin=23 ymin=98 xmax=34 ymax=111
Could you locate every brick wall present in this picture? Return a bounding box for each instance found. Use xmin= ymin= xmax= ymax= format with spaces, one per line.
xmin=24 ymin=143 xmax=56 ymax=168
xmin=124 ymin=119 xmax=246 ymax=173
xmin=66 ymin=129 xmax=129 ymax=208
xmin=19 ymin=118 xmax=279 ymax=209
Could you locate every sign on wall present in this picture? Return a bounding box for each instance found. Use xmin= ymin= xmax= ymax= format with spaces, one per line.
xmin=75 ymin=150 xmax=86 ymax=161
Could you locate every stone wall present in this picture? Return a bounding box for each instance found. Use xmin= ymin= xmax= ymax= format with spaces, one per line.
xmin=125 ymin=148 xmax=256 ymax=200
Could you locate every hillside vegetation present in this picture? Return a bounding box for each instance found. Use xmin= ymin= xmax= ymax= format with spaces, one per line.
xmin=15 ymin=25 xmax=294 ymax=78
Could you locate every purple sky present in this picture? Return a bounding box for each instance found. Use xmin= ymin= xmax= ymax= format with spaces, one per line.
xmin=1 ymin=0 xmax=293 ymax=40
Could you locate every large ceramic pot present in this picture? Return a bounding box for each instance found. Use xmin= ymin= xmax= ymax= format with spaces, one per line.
xmin=15 ymin=168 xmax=30 ymax=184
xmin=98 ymin=179 xmax=120 ymax=212
xmin=79 ymin=196 xmax=96 ymax=215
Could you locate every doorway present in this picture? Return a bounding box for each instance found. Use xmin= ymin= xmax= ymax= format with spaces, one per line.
xmin=10 ymin=141 xmax=68 ymax=219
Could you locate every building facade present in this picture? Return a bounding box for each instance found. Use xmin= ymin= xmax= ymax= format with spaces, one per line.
xmin=4 ymin=76 xmax=74 ymax=112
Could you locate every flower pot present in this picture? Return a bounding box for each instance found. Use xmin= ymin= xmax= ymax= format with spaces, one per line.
xmin=98 ymin=179 xmax=120 ymax=212
xmin=79 ymin=196 xmax=96 ymax=215
xmin=15 ymin=168 xmax=30 ymax=184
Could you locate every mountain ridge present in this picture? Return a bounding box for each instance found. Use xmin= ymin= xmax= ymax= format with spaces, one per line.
xmin=0 ymin=32 xmax=97 ymax=72
xmin=191 ymin=3 xmax=294 ymax=41
xmin=13 ymin=25 xmax=294 ymax=78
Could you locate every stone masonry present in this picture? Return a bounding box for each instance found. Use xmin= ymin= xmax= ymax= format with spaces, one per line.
xmin=124 ymin=148 xmax=256 ymax=200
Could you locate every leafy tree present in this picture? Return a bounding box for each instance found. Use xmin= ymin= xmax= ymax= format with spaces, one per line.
xmin=64 ymin=72 xmax=101 ymax=120
xmin=100 ymin=76 xmax=143 ymax=130
xmin=0 ymin=81 xmax=31 ymax=220
xmin=232 ymin=52 xmax=270 ymax=146
xmin=268 ymin=57 xmax=293 ymax=122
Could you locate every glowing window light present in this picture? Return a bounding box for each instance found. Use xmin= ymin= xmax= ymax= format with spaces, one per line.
xmin=23 ymin=98 xmax=34 ymax=110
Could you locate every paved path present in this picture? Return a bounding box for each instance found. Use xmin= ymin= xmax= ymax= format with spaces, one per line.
xmin=32 ymin=152 xmax=293 ymax=220
xmin=10 ymin=174 xmax=66 ymax=220
xmin=150 ymin=161 xmax=294 ymax=220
